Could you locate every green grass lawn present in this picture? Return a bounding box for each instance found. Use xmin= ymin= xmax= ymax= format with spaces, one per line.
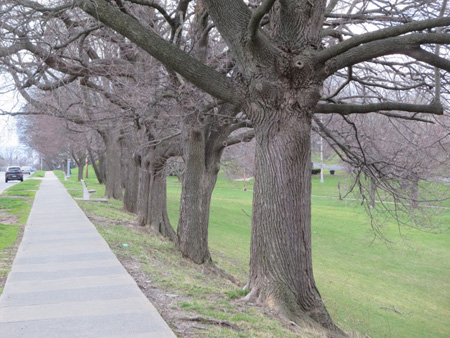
xmin=0 ymin=176 xmax=42 ymax=294
xmin=166 ymin=173 xmax=450 ymax=338
xmin=60 ymin=168 xmax=449 ymax=337
xmin=0 ymin=224 xmax=20 ymax=251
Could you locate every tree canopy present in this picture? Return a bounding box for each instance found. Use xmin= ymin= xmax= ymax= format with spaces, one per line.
xmin=0 ymin=0 xmax=449 ymax=335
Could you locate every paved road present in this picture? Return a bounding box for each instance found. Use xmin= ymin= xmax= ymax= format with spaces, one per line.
xmin=0 ymin=172 xmax=176 ymax=338
xmin=0 ymin=172 xmax=29 ymax=194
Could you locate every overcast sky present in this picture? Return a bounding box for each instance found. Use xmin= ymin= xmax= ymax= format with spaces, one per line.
xmin=0 ymin=75 xmax=22 ymax=150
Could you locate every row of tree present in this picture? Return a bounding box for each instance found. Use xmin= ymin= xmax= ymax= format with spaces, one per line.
xmin=1 ymin=0 xmax=449 ymax=334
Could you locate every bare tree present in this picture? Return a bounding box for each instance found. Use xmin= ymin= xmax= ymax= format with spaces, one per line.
xmin=2 ymin=0 xmax=449 ymax=333
xmin=73 ymin=0 xmax=450 ymax=333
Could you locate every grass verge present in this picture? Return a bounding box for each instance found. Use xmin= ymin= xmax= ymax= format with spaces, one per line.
xmin=57 ymin=168 xmax=450 ymax=338
xmin=56 ymin=169 xmax=321 ymax=338
xmin=0 ymin=175 xmax=42 ymax=294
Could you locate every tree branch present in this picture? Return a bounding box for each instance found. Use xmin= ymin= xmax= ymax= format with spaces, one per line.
xmin=325 ymin=13 xmax=413 ymax=23
xmin=434 ymin=0 xmax=448 ymax=101
xmin=316 ymin=102 xmax=444 ymax=116
xmin=81 ymin=80 xmax=133 ymax=112
xmin=317 ymin=17 xmax=450 ymax=64
xmin=403 ymin=48 xmax=450 ymax=73
xmin=247 ymin=0 xmax=276 ymax=39
xmin=321 ymin=28 xmax=343 ymax=41
xmin=379 ymin=112 xmax=435 ymax=124
xmin=325 ymin=0 xmax=339 ymax=15
xmin=201 ymin=0 xmax=254 ymax=70
xmin=25 ymin=75 xmax=79 ymax=91
xmin=223 ymin=129 xmax=255 ymax=148
xmin=126 ymin=0 xmax=174 ymax=26
xmin=76 ymin=0 xmax=242 ymax=106
xmin=322 ymin=67 xmax=352 ymax=100
xmin=325 ymin=33 xmax=450 ymax=74
xmin=0 ymin=42 xmax=28 ymax=58
xmin=14 ymin=0 xmax=74 ymax=13
xmin=54 ymin=25 xmax=101 ymax=50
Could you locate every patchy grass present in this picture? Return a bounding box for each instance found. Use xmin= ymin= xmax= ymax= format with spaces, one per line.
xmin=33 ymin=170 xmax=45 ymax=177
xmin=0 ymin=224 xmax=20 ymax=251
xmin=1 ymin=179 xmax=41 ymax=224
xmin=59 ymin=168 xmax=450 ymax=338
xmin=0 ymin=176 xmax=42 ymax=294
xmin=93 ymin=223 xmax=312 ymax=338
xmin=58 ymin=169 xmax=317 ymax=337
xmin=3 ymin=179 xmax=41 ymax=200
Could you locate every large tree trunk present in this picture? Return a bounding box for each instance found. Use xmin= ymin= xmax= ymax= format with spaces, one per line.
xmin=123 ymin=154 xmax=139 ymax=213
xmin=98 ymin=151 xmax=107 ymax=184
xmin=122 ymin=131 xmax=139 ymax=213
xmin=245 ymin=100 xmax=339 ymax=333
xmin=135 ymin=152 xmax=176 ymax=239
xmin=137 ymin=154 xmax=151 ymax=226
xmin=176 ymin=122 xmax=216 ymax=264
xmin=102 ymin=130 xmax=123 ymax=200
xmin=411 ymin=176 xmax=419 ymax=209
xmin=175 ymin=109 xmax=248 ymax=265
xmin=78 ymin=163 xmax=85 ymax=181
xmin=88 ymin=147 xmax=105 ymax=184
xmin=148 ymin=166 xmax=176 ymax=240
xmin=71 ymin=152 xmax=86 ymax=182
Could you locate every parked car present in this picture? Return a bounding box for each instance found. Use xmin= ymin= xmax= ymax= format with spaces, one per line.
xmin=5 ymin=166 xmax=23 ymax=182
xmin=21 ymin=166 xmax=32 ymax=175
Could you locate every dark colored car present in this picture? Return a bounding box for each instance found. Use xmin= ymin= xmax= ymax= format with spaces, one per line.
xmin=5 ymin=166 xmax=23 ymax=182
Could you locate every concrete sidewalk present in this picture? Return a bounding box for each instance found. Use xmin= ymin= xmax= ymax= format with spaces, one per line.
xmin=0 ymin=172 xmax=176 ymax=338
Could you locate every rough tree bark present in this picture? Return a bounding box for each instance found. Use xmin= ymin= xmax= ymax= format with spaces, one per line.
xmin=98 ymin=150 xmax=107 ymax=184
xmin=100 ymin=129 xmax=123 ymax=200
xmin=136 ymin=132 xmax=180 ymax=240
xmin=123 ymin=153 xmax=139 ymax=213
xmin=177 ymin=111 xmax=253 ymax=264
xmin=177 ymin=117 xmax=214 ymax=264
xmin=71 ymin=151 xmax=86 ymax=182
xmin=147 ymin=162 xmax=176 ymax=239
xmin=136 ymin=152 xmax=151 ymax=225
xmin=88 ymin=144 xmax=106 ymax=185
xmin=243 ymin=82 xmax=340 ymax=331
xmin=122 ymin=130 xmax=139 ymax=213
xmin=77 ymin=162 xmax=84 ymax=181
xmin=74 ymin=0 xmax=450 ymax=333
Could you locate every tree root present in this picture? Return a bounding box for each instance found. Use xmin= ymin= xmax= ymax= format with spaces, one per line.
xmin=146 ymin=221 xmax=177 ymax=242
xmin=201 ymin=261 xmax=242 ymax=286
xmin=178 ymin=316 xmax=241 ymax=332
xmin=243 ymin=284 xmax=347 ymax=338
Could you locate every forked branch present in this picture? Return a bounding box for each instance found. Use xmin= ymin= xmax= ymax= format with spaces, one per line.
xmin=126 ymin=0 xmax=175 ymax=27
xmin=247 ymin=0 xmax=276 ymax=39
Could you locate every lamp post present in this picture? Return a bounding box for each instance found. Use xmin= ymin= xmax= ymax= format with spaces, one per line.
xmin=320 ymin=134 xmax=324 ymax=184
xmin=67 ymin=157 xmax=71 ymax=177
xmin=319 ymin=115 xmax=324 ymax=183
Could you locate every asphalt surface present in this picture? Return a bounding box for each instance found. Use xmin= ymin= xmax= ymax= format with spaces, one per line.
xmin=0 ymin=172 xmax=176 ymax=338
xmin=0 ymin=172 xmax=30 ymax=194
